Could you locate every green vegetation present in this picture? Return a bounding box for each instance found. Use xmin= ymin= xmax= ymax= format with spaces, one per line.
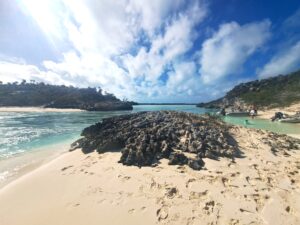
xmin=197 ymin=69 xmax=300 ymax=109
xmin=0 ymin=80 xmax=133 ymax=111
xmin=240 ymin=70 xmax=300 ymax=107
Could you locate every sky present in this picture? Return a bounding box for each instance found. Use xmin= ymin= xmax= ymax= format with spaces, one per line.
xmin=0 ymin=0 xmax=300 ymax=103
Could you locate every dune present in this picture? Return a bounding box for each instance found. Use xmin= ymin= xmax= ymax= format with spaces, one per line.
xmin=0 ymin=126 xmax=300 ymax=225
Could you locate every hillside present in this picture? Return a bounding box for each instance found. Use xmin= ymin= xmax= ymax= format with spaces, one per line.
xmin=0 ymin=81 xmax=133 ymax=111
xmin=197 ymin=69 xmax=300 ymax=109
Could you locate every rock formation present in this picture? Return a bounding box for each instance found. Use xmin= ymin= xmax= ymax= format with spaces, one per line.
xmin=71 ymin=111 xmax=240 ymax=170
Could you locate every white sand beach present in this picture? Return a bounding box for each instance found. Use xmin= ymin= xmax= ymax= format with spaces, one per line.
xmin=0 ymin=126 xmax=299 ymax=225
xmin=257 ymin=103 xmax=300 ymax=120
xmin=256 ymin=103 xmax=300 ymax=139
xmin=0 ymin=107 xmax=84 ymax=112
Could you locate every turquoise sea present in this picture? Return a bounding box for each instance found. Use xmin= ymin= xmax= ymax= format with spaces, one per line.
xmin=1 ymin=105 xmax=300 ymax=159
xmin=0 ymin=105 xmax=209 ymax=159
xmin=0 ymin=105 xmax=300 ymax=186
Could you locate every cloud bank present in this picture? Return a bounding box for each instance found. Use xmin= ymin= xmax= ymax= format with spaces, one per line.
xmin=258 ymin=41 xmax=300 ymax=78
xmin=0 ymin=0 xmax=298 ymax=102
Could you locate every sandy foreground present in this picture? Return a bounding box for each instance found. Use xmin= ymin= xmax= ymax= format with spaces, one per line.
xmin=0 ymin=127 xmax=300 ymax=225
xmin=0 ymin=107 xmax=83 ymax=112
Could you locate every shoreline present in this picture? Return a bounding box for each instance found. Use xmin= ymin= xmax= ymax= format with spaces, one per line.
xmin=257 ymin=103 xmax=300 ymax=139
xmin=0 ymin=107 xmax=84 ymax=112
xmin=0 ymin=126 xmax=299 ymax=224
xmin=0 ymin=142 xmax=72 ymax=189
xmin=257 ymin=103 xmax=300 ymax=120
xmin=1 ymin=105 xmax=299 ymax=189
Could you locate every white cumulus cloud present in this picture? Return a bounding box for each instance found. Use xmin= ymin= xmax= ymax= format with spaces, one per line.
xmin=0 ymin=0 xmax=209 ymax=102
xmin=258 ymin=41 xmax=300 ymax=79
xmin=199 ymin=20 xmax=271 ymax=84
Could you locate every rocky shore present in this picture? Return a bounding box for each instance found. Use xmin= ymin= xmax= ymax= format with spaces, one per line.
xmin=45 ymin=100 xmax=133 ymax=111
xmin=71 ymin=111 xmax=242 ymax=170
xmin=2 ymin=112 xmax=300 ymax=225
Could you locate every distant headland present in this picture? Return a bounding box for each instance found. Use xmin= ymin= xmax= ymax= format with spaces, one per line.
xmin=197 ymin=69 xmax=300 ymax=110
xmin=0 ymin=80 xmax=133 ymax=111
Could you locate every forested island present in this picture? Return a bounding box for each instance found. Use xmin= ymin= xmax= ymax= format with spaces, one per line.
xmin=0 ymin=80 xmax=133 ymax=111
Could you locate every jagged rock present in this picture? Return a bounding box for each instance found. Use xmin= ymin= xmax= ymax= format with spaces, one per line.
xmin=168 ymin=152 xmax=188 ymax=165
xmin=188 ymin=158 xmax=205 ymax=170
xmin=71 ymin=111 xmax=240 ymax=170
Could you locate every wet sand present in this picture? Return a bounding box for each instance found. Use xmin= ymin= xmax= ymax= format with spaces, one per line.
xmin=0 ymin=143 xmax=70 ymax=188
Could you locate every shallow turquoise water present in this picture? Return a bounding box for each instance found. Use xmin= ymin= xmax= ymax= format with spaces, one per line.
xmin=0 ymin=105 xmax=299 ymax=159
xmin=223 ymin=116 xmax=300 ymax=135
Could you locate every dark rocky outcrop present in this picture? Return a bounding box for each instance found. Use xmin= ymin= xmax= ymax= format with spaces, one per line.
xmin=71 ymin=111 xmax=241 ymax=170
xmin=197 ymin=69 xmax=300 ymax=109
xmin=46 ymin=100 xmax=133 ymax=111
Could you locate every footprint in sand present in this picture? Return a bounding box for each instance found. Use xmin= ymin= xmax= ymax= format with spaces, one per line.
xmin=185 ymin=178 xmax=196 ymax=188
xmin=203 ymin=200 xmax=215 ymax=215
xmin=61 ymin=165 xmax=74 ymax=171
xmin=206 ymin=175 xmax=219 ymax=184
xmin=157 ymin=207 xmax=169 ymax=221
xmin=230 ymin=172 xmax=240 ymax=177
xmin=97 ymin=199 xmax=107 ymax=204
xmin=118 ymin=175 xmax=131 ymax=182
xmin=140 ymin=206 xmax=147 ymax=212
xmin=165 ymin=187 xmax=178 ymax=199
xmin=128 ymin=209 xmax=135 ymax=214
xmin=266 ymin=161 xmax=276 ymax=165
xmin=228 ymin=162 xmax=236 ymax=168
xmin=189 ymin=190 xmax=208 ymax=200
xmin=150 ymin=178 xmax=162 ymax=190
xmin=186 ymin=216 xmax=196 ymax=225
xmin=221 ymin=177 xmax=230 ymax=187
xmin=104 ymin=167 xmax=114 ymax=171
xmin=229 ymin=219 xmax=240 ymax=225
xmin=285 ymin=205 xmax=295 ymax=215
xmin=239 ymin=208 xmax=254 ymax=214
xmin=251 ymin=164 xmax=259 ymax=170
xmin=251 ymin=193 xmax=270 ymax=212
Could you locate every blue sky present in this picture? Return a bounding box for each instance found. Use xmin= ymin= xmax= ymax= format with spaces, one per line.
xmin=0 ymin=0 xmax=300 ymax=103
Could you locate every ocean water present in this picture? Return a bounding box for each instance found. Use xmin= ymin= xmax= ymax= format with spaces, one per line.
xmin=0 ymin=105 xmax=211 ymax=159
xmin=223 ymin=116 xmax=300 ymax=135
xmin=0 ymin=105 xmax=299 ymax=186
xmin=1 ymin=105 xmax=299 ymax=160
